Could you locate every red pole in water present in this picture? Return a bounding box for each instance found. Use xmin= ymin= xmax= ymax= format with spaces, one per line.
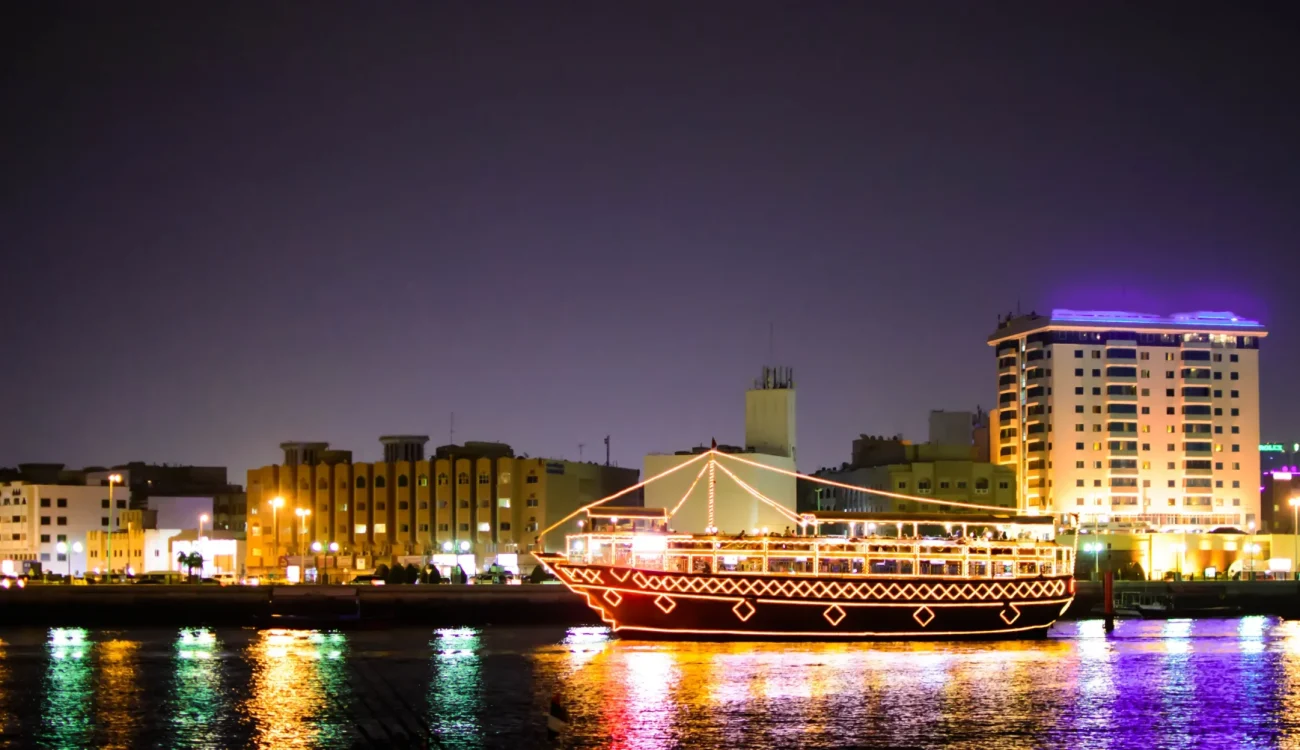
xmin=1102 ymin=571 xmax=1115 ymax=633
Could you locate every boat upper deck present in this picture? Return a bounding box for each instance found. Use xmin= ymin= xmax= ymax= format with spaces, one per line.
xmin=563 ymin=523 xmax=1074 ymax=580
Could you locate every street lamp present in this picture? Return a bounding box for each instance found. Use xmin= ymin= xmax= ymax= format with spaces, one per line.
xmin=1248 ymin=542 xmax=1262 ymax=579
xmin=198 ymin=513 xmax=209 ymax=539
xmin=294 ymin=508 xmax=311 ymax=582
xmin=1085 ymin=542 xmax=1103 ymax=579
xmin=56 ymin=541 xmax=68 ymax=582
xmin=1173 ymin=542 xmax=1186 ymax=580
xmin=1290 ymin=497 xmax=1300 ymax=580
xmin=106 ymin=473 xmax=123 ymax=581
xmin=269 ymin=496 xmax=285 ymax=575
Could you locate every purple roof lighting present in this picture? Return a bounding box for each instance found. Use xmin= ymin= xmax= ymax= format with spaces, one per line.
xmin=1050 ymin=309 xmax=1264 ymax=330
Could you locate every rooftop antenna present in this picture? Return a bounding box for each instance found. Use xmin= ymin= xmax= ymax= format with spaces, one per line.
xmin=578 ymin=443 xmax=585 ymax=462
xmin=604 ymin=435 xmax=610 ymax=466
xmin=769 ymin=321 xmax=775 ymax=363
xmin=449 ymin=412 xmax=455 ymax=446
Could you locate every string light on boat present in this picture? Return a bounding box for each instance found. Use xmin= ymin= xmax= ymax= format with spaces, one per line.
xmin=707 ymin=456 xmax=716 ymax=532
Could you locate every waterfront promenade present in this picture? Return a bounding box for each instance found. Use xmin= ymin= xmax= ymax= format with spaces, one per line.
xmin=4 ymin=580 xmax=1300 ymax=628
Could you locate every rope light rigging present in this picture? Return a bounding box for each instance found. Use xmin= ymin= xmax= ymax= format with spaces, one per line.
xmin=539 ymin=445 xmax=1017 ymax=544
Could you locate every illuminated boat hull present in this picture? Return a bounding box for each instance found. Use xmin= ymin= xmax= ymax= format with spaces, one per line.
xmin=537 ymin=555 xmax=1074 ymax=640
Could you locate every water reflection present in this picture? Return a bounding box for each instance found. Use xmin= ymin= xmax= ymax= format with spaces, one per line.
xmin=42 ymin=628 xmax=92 ymax=748
xmin=242 ymin=629 xmax=351 ymax=749
xmin=429 ymin=628 xmax=482 ymax=749
xmin=1 ymin=620 xmax=1298 ymax=747
xmin=95 ymin=638 xmax=141 ymax=749
xmin=170 ymin=629 xmax=222 ymax=748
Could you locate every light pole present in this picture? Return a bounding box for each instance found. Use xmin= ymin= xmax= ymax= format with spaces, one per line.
xmin=328 ymin=541 xmax=339 ymax=584
xmin=198 ymin=513 xmax=208 ymax=539
xmin=57 ymin=542 xmax=68 ymax=582
xmin=269 ymin=496 xmax=285 ymax=578
xmin=294 ymin=508 xmax=311 ymax=582
xmin=106 ymin=473 xmax=122 ymax=581
xmin=1290 ymin=497 xmax=1300 ymax=580
xmin=1173 ymin=542 xmax=1186 ymax=580
xmin=1086 ymin=542 xmax=1102 ymax=580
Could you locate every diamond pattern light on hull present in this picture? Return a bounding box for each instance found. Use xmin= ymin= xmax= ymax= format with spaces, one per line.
xmin=913 ymin=606 xmax=935 ymax=627
xmin=823 ymin=605 xmax=846 ymax=627
xmin=1000 ymin=603 xmax=1021 ymax=625
xmin=622 ymin=571 xmax=1065 ymax=602
xmin=654 ymin=595 xmax=677 ymax=614
xmin=733 ymin=600 xmax=756 ymax=622
xmin=603 ymin=589 xmax=623 ymax=607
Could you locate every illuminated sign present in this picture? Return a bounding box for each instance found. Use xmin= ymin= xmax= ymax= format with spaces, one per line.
xmin=1262 ymin=444 xmax=1286 ymax=452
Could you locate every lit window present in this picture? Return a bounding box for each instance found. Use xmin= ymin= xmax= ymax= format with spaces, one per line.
xmin=499 ymin=498 xmax=511 ymax=508
xmin=374 ymin=523 xmax=386 ymax=534
xmin=478 ymin=522 xmax=490 ymax=532
xmin=355 ymin=524 xmax=367 ymax=534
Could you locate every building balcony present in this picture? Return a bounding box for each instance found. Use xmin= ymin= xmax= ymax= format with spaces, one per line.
xmin=1107 ymin=467 xmax=1140 ymax=476
xmin=1183 ymin=468 xmax=1213 ymax=476
xmin=1107 ymin=428 xmax=1139 ymax=437
xmin=1105 ymin=375 xmax=1138 ymax=384
xmin=1181 ymin=394 xmax=1212 ymax=403
xmin=1182 ymin=412 xmax=1212 ymax=422
xmin=1108 ymin=449 xmax=1138 ymax=457
xmin=1185 ymin=447 xmax=1213 ymax=456
xmin=1105 ymin=392 xmax=1138 ymax=402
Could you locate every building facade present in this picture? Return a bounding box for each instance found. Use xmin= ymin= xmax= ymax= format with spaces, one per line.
xmin=989 ymin=309 xmax=1265 ymax=530
xmin=810 ymin=440 xmax=1017 ymax=514
xmin=644 ymin=367 xmax=798 ymax=534
xmin=0 ymin=481 xmax=132 ymax=575
xmin=1261 ymin=470 xmax=1300 ymax=534
xmin=244 ymin=438 xmax=640 ymax=578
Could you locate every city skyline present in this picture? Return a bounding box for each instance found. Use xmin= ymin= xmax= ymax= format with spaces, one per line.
xmin=5 ymin=3 xmax=1300 ymax=479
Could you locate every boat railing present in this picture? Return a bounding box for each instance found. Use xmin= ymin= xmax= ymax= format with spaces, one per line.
xmin=565 ymin=533 xmax=1074 ymax=579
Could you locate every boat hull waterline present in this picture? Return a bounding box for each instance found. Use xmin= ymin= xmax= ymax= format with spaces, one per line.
xmin=538 ymin=555 xmax=1075 ymax=640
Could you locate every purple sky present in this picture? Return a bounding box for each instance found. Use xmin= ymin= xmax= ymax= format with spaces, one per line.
xmin=4 ymin=3 xmax=1299 ymax=482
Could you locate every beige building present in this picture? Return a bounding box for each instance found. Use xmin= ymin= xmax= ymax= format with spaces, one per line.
xmin=244 ymin=438 xmax=640 ymax=577
xmin=1065 ymin=530 xmax=1289 ymax=581
xmin=645 ymin=367 xmax=798 ymax=534
xmin=989 ymin=309 xmax=1265 ymax=530
xmin=813 ymin=443 xmax=1017 ymax=514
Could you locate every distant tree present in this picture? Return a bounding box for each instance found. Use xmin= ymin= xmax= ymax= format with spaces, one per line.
xmin=386 ymin=563 xmax=405 ymax=585
xmin=528 ymin=565 xmax=549 ymax=584
xmin=404 ymin=563 xmax=419 ymax=583
xmin=374 ymin=563 xmax=390 ymax=580
xmin=176 ymin=551 xmax=203 ymax=581
xmin=427 ymin=565 xmax=442 ymax=584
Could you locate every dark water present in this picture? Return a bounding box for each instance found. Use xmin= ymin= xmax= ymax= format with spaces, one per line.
xmin=0 ymin=618 xmax=1296 ymax=748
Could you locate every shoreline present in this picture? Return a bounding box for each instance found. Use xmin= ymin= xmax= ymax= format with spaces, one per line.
xmin=1 ymin=580 xmax=1296 ymax=628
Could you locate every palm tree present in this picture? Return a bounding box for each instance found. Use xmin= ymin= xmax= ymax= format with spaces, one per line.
xmin=177 ymin=551 xmax=204 ymax=581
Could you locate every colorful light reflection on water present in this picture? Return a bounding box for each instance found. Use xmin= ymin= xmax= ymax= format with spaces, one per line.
xmin=0 ymin=620 xmax=1298 ymax=747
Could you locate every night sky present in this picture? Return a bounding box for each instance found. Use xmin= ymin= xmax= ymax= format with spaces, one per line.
xmin=4 ymin=3 xmax=1299 ymax=482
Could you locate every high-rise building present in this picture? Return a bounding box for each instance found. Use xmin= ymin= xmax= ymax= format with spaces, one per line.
xmin=988 ymin=309 xmax=1266 ymax=530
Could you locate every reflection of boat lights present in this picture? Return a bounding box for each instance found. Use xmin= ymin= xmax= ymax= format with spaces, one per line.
xmin=563 ymin=626 xmax=611 ymax=652
xmin=436 ymin=628 xmax=478 ymax=639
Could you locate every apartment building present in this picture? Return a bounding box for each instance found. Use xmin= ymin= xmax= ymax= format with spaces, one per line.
xmin=988 ymin=309 xmax=1265 ymax=530
xmin=244 ymin=438 xmax=640 ymax=577
xmin=0 ymin=481 xmax=131 ymax=575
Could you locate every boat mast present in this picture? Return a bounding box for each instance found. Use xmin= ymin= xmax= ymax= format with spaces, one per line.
xmin=707 ymin=439 xmax=717 ymax=534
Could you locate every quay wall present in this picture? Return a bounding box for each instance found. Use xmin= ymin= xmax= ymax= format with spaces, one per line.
xmin=2 ymin=581 xmax=1298 ymax=628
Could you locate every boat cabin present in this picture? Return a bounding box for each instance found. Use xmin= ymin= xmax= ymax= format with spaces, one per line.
xmin=564 ymin=511 xmax=1072 ymax=580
